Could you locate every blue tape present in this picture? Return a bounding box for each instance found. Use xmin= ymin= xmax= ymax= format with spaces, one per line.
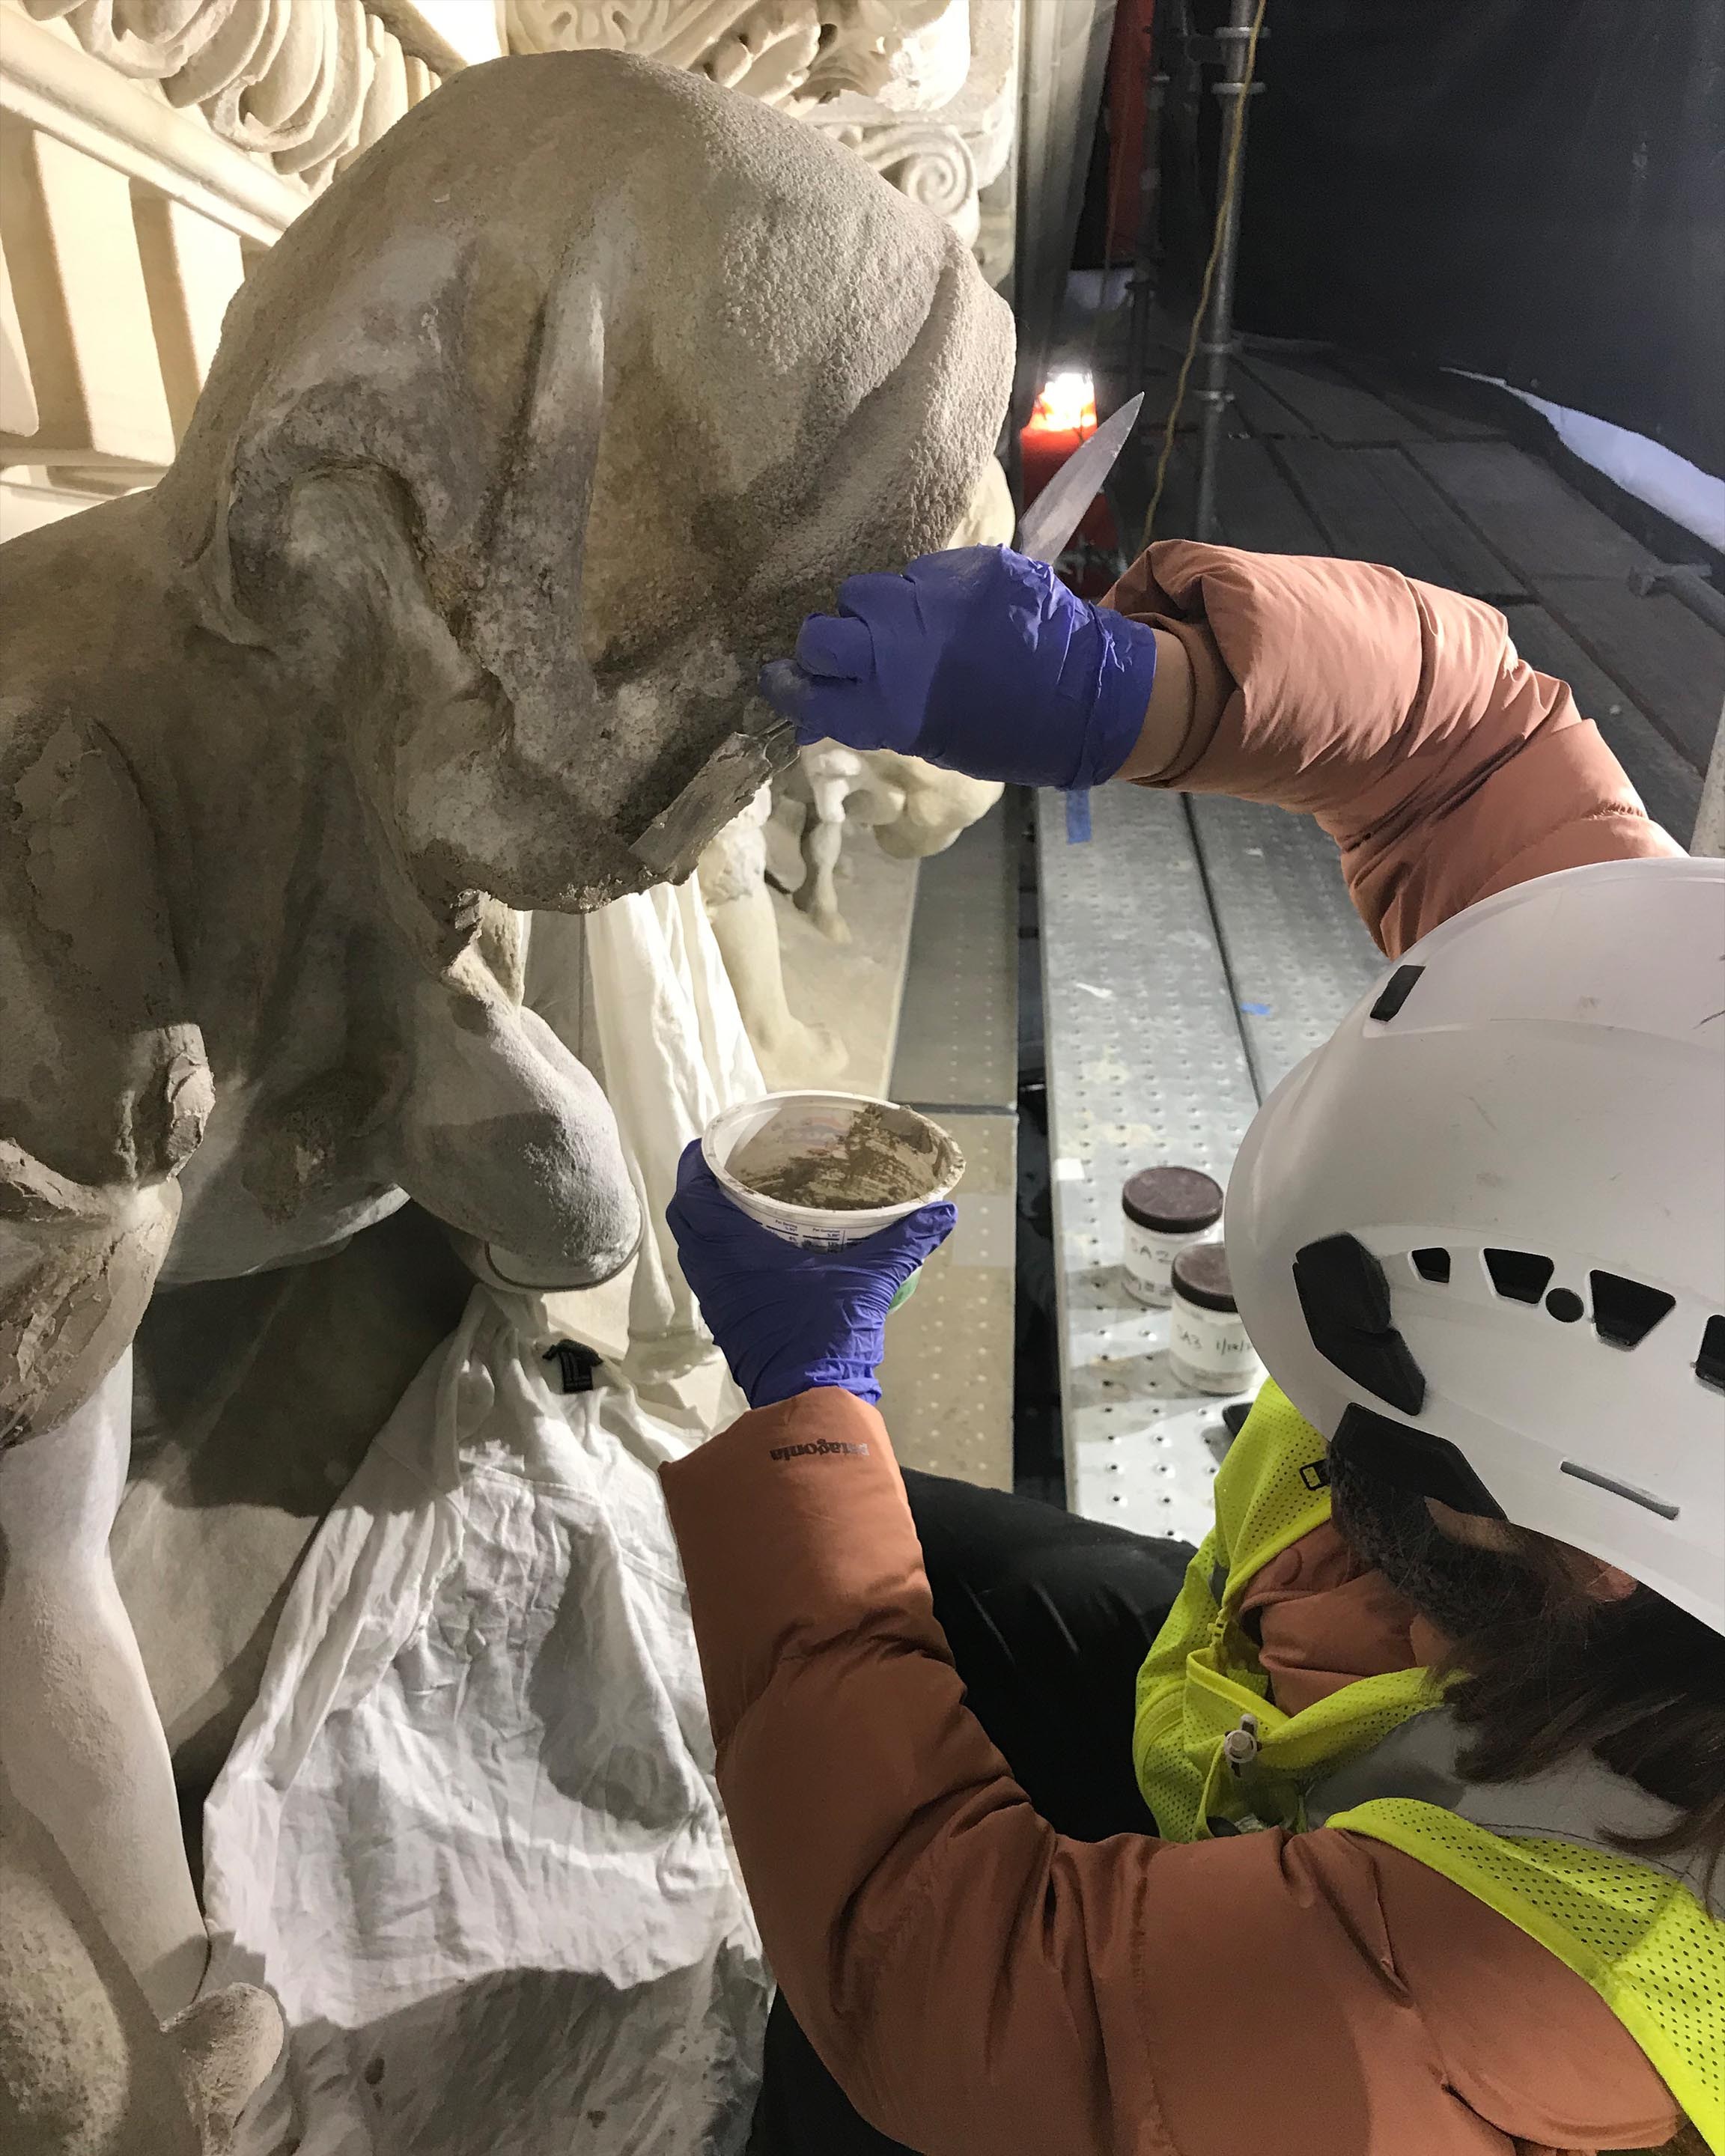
xmin=1065 ymin=788 xmax=1093 ymax=844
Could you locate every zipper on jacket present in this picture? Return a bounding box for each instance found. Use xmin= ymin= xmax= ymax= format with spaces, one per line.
xmin=1222 ymin=1711 xmax=1261 ymax=1778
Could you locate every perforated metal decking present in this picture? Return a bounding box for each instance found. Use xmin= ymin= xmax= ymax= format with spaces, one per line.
xmin=878 ymin=808 xmax=1020 ymax=1488
xmin=1037 ymin=785 xmax=1382 ymax=1541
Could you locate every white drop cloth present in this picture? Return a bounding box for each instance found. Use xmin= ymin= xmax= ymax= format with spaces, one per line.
xmin=1458 ymin=373 xmax=1725 ymax=551
xmin=201 ymin=884 xmax=773 ymax=2155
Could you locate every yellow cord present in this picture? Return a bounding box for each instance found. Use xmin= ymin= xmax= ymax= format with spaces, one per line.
xmin=1140 ymin=0 xmax=1270 ymax=552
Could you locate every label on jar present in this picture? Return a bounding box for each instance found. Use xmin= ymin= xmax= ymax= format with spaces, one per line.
xmin=1169 ymin=1295 xmax=1264 ymax=1395
xmin=1122 ymin=1217 xmax=1210 ymax=1306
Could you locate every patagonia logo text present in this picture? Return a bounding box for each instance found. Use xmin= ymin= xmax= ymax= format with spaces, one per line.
xmin=768 ymin=1438 xmax=871 ymax=1462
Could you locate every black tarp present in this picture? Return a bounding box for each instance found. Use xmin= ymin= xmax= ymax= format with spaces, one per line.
xmin=1232 ymin=0 xmax=1725 ymax=478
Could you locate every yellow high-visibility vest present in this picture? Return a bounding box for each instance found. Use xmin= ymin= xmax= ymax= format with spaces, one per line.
xmin=1134 ymin=1382 xmax=1725 ymax=2153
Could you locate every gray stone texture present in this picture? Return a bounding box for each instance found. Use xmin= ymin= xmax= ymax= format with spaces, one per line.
xmin=1 ymin=50 xmax=1014 ymax=1443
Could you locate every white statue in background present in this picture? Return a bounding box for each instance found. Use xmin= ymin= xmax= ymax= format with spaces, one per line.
xmin=784 ymin=746 xmax=1006 ymax=940
xmin=697 ymin=456 xmax=1011 ymax=1067
xmin=699 ymin=788 xmax=850 ymax=1084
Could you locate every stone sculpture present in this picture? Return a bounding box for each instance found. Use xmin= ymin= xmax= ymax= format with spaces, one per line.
xmin=508 ymin=0 xmax=964 ymax=112
xmin=0 ymin=1765 xmax=282 ymax=2156
xmin=0 ymin=43 xmax=1011 ymax=2049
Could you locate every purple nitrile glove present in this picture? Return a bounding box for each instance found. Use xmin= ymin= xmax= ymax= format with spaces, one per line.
xmin=758 ymin=543 xmax=1158 ymax=791
xmin=666 ymin=1143 xmax=955 ymax=1410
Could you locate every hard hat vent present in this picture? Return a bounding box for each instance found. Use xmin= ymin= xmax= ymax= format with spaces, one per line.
xmin=1697 ymin=1317 xmax=1725 ymax=1392
xmin=1293 ymin=1235 xmax=1427 ymax=1417
xmin=1589 ymin=1271 xmax=1676 ymax=1350
xmin=1484 ymin=1249 xmax=1555 ymax=1305
xmin=1331 ymin=1404 xmax=1504 ymax=1518
xmin=1476 ymin=1255 xmax=1682 ymax=1354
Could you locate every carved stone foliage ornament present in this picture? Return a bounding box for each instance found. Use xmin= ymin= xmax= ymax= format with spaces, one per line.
xmin=19 ymin=0 xmax=452 ymax=189
xmin=506 ymin=0 xmax=1014 ymax=269
xmin=508 ymin=0 xmax=960 ymax=109
xmin=824 ymin=115 xmax=975 ymax=241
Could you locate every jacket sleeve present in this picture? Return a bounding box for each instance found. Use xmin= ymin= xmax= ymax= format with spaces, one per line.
xmin=660 ymin=1390 xmax=1679 ymax=2156
xmin=1104 ymin=544 xmax=1682 ymax=957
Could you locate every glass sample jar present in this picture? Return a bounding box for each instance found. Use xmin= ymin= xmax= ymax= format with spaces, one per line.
xmin=1169 ymin=1241 xmax=1263 ymax=1395
xmin=1121 ymin=1167 xmax=1224 ymax=1307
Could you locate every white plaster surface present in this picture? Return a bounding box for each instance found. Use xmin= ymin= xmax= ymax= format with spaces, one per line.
xmin=699 ymin=788 xmax=847 ymax=1088
xmin=0 ymin=1356 xmax=209 ymax=2018
xmin=0 ymin=1763 xmax=282 ymax=2155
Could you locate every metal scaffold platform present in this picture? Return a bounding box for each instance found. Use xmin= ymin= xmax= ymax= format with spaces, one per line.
xmin=891 ymin=295 xmax=1721 ymax=1517
xmin=878 ymin=806 xmax=1022 ymax=1489
xmin=1037 ymin=783 xmax=1383 ymax=1542
xmin=1048 ymin=298 xmax=1724 ymax=1538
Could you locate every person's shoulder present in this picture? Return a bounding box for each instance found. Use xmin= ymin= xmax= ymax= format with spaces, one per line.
xmin=1324 ymin=1831 xmax=1682 ymax=2150
xmin=1128 ymin=1827 xmax=1679 ymax=2152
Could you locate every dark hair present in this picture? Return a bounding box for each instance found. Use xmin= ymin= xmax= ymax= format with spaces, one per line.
xmin=1443 ymin=1528 xmax=1725 ymax=1893
xmin=1326 ymin=1457 xmax=1722 ymax=2156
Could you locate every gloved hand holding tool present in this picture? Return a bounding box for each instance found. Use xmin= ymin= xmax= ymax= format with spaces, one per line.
xmin=758 ymin=544 xmax=1159 ymax=791
xmin=666 ymin=1142 xmax=955 ymax=1408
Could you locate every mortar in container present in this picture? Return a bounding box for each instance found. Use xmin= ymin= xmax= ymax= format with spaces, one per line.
xmin=702 ymin=1091 xmax=964 ymax=1303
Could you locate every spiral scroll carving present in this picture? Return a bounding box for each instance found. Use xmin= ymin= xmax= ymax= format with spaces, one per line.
xmin=821 ymin=118 xmax=976 ymax=240
xmin=505 ymin=0 xmax=993 ymax=248
xmin=21 ymin=0 xmax=448 ymax=188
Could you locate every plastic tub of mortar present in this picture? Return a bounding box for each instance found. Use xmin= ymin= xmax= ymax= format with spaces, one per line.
xmin=702 ymin=1091 xmax=965 ymax=1252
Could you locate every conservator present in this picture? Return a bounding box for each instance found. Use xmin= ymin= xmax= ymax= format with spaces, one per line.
xmin=663 ymin=543 xmax=1724 ymax=2156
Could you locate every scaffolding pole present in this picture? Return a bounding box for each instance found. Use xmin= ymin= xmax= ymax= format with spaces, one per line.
xmin=1125 ymin=46 xmax=1169 ymax=395
xmin=1191 ymin=0 xmax=1264 ymax=541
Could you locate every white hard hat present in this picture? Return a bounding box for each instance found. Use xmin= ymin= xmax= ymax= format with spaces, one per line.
xmin=1226 ymin=856 xmax=1725 ymax=1636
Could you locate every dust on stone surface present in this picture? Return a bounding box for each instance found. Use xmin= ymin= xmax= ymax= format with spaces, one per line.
xmin=728 ymin=1102 xmax=954 ymax=1210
